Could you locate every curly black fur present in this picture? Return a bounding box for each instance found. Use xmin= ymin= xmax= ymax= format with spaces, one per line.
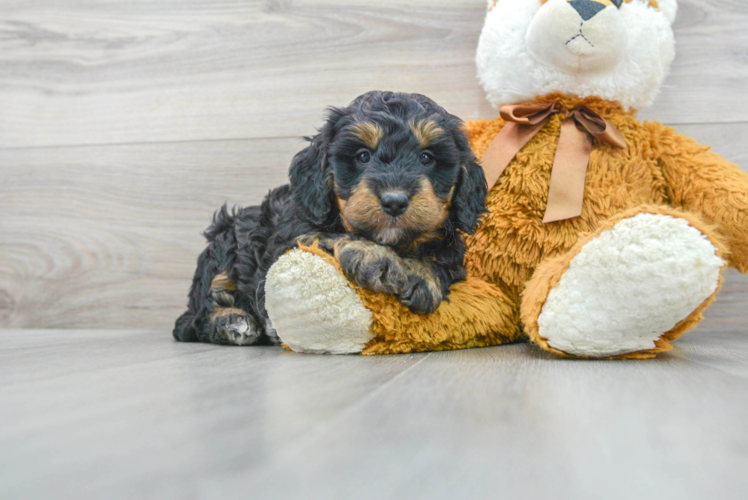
xmin=173 ymin=91 xmax=487 ymax=345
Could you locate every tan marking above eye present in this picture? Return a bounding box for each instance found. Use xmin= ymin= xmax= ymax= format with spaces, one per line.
xmin=409 ymin=120 xmax=445 ymax=148
xmin=350 ymin=122 xmax=384 ymax=150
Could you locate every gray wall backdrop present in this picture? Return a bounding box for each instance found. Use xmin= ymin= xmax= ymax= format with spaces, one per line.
xmin=1 ymin=0 xmax=746 ymax=329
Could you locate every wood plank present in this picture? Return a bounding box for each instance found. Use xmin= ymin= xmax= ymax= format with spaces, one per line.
xmin=0 ymin=329 xmax=218 ymax=384
xmin=671 ymin=330 xmax=748 ymax=380
xmin=667 ymin=268 xmax=748 ymax=379
xmin=0 ymin=329 xmax=425 ymax=500
xmin=0 ymin=0 xmax=745 ymax=149
xmin=0 ymin=327 xmax=159 ymax=350
xmin=639 ymin=0 xmax=748 ymax=125
xmin=1 ymin=329 xmax=747 ymax=499
xmin=0 ymin=0 xmax=492 ymax=149
xmin=243 ymin=343 xmax=748 ymax=500
xmin=0 ymin=138 xmax=296 ymax=328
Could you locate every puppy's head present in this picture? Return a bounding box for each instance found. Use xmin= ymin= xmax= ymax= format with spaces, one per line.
xmin=289 ymin=91 xmax=487 ymax=247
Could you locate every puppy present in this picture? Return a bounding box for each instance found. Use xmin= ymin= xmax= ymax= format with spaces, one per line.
xmin=173 ymin=91 xmax=487 ymax=346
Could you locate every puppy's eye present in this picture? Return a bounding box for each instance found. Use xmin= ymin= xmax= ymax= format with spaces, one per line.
xmin=420 ymin=152 xmax=435 ymax=166
xmin=356 ymin=150 xmax=371 ymax=164
xmin=611 ymin=0 xmax=623 ymax=8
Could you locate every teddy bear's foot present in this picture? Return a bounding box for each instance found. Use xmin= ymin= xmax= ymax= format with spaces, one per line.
xmin=523 ymin=210 xmax=726 ymax=358
xmin=264 ymin=248 xmax=373 ymax=354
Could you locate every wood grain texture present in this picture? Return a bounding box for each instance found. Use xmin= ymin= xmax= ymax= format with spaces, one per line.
xmin=0 ymin=0 xmax=492 ymax=149
xmin=0 ymin=0 xmax=747 ymax=329
xmin=0 ymin=0 xmax=746 ymax=149
xmin=0 ymin=329 xmax=426 ymax=499
xmin=248 ymin=348 xmax=748 ymax=500
xmin=0 ymin=328 xmax=746 ymax=499
xmin=0 ymin=138 xmax=296 ymax=328
xmin=639 ymin=0 xmax=748 ymax=124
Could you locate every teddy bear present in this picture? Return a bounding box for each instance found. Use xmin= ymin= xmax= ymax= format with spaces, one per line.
xmin=261 ymin=0 xmax=748 ymax=359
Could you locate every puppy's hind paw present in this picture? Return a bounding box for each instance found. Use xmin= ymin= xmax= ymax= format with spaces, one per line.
xmin=212 ymin=310 xmax=261 ymax=346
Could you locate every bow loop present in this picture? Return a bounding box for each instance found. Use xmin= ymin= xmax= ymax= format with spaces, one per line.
xmin=571 ymin=106 xmax=627 ymax=150
xmin=480 ymin=102 xmax=628 ymax=223
xmin=499 ymin=103 xmax=563 ymax=126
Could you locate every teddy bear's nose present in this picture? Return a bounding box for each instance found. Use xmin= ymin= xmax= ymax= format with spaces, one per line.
xmin=569 ymin=0 xmax=607 ymax=21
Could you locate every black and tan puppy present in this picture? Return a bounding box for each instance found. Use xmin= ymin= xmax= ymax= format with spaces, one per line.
xmin=173 ymin=91 xmax=487 ymax=346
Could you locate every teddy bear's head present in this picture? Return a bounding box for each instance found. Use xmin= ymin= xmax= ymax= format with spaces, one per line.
xmin=477 ymin=0 xmax=677 ymax=111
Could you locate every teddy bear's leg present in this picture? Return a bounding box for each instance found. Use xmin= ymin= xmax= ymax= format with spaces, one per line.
xmin=265 ymin=245 xmax=522 ymax=355
xmin=656 ymin=128 xmax=748 ymax=273
xmin=521 ymin=206 xmax=727 ymax=359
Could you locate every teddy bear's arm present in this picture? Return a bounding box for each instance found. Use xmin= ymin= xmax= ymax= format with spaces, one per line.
xmin=266 ymin=244 xmax=523 ymax=355
xmin=653 ymin=123 xmax=748 ymax=273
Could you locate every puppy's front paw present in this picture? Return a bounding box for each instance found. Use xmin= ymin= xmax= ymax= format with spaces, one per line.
xmin=337 ymin=241 xmax=407 ymax=294
xmin=297 ymin=232 xmax=332 ymax=251
xmin=397 ymin=277 xmax=443 ymax=314
xmin=297 ymin=233 xmax=351 ymax=254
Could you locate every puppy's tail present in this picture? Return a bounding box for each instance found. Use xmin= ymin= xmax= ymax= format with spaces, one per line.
xmin=173 ymin=310 xmax=198 ymax=342
xmin=203 ymin=204 xmax=238 ymax=243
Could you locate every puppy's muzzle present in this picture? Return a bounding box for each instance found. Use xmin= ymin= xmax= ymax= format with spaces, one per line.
xmin=379 ymin=191 xmax=410 ymax=217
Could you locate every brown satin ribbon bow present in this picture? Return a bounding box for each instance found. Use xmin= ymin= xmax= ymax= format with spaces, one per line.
xmin=480 ymin=102 xmax=627 ymax=223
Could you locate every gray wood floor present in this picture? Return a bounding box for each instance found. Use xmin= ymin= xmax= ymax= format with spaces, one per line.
xmin=2 ymin=0 xmax=748 ymax=498
xmin=2 ymin=296 xmax=748 ymax=500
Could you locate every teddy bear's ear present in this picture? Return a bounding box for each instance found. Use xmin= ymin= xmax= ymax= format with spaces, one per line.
xmin=656 ymin=0 xmax=678 ymax=25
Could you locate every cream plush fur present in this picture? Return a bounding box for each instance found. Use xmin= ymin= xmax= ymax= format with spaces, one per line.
xmin=538 ymin=213 xmax=723 ymax=357
xmin=478 ymin=0 xmax=677 ymax=110
xmin=265 ymin=249 xmax=373 ymax=354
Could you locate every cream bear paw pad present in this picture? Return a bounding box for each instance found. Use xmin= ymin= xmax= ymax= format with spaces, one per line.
xmin=265 ymin=249 xmax=373 ymax=354
xmin=538 ymin=213 xmax=724 ymax=357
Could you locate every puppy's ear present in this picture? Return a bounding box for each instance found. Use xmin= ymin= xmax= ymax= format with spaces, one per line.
xmin=289 ymin=109 xmax=343 ymax=225
xmin=289 ymin=136 xmax=331 ymax=224
xmin=448 ymin=121 xmax=487 ymax=234
xmin=451 ymin=157 xmax=488 ymax=234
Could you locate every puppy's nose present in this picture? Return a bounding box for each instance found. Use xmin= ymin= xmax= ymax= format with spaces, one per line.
xmin=569 ymin=0 xmax=606 ymax=21
xmin=380 ymin=192 xmax=410 ymax=217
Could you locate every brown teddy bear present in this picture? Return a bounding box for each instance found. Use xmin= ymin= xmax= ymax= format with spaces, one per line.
xmin=263 ymin=0 xmax=748 ymax=359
